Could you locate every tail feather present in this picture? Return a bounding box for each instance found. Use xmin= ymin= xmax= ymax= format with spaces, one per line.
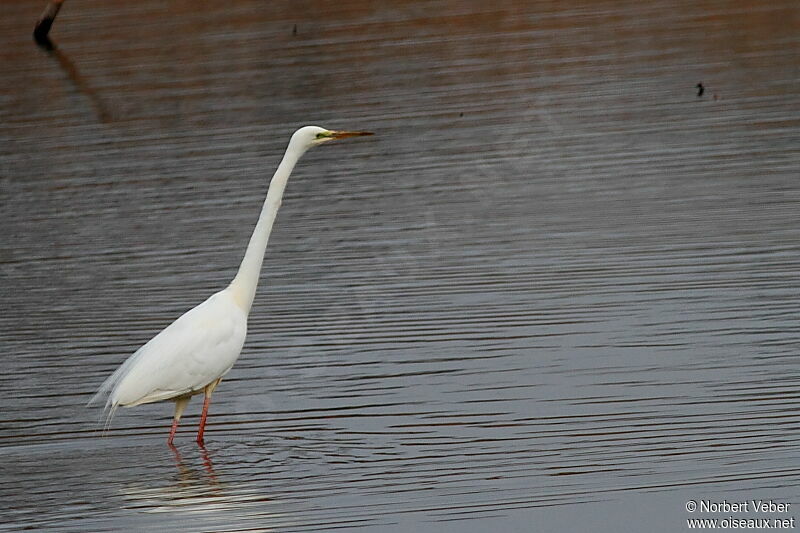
xmin=88 ymin=346 xmax=145 ymax=432
xmin=101 ymin=403 xmax=119 ymax=436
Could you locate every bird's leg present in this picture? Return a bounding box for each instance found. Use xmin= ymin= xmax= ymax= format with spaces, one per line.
xmin=196 ymin=378 xmax=222 ymax=445
xmin=168 ymin=396 xmax=191 ymax=446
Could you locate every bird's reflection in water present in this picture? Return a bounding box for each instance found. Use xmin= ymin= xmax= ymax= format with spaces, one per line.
xmin=119 ymin=445 xmax=235 ymax=515
xmin=170 ymin=444 xmax=219 ymax=484
xmin=115 ymin=440 xmax=295 ymax=527
xmin=169 ymin=444 xmax=219 ymax=488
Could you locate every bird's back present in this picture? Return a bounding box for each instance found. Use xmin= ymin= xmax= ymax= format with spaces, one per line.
xmin=91 ymin=288 xmax=248 ymax=409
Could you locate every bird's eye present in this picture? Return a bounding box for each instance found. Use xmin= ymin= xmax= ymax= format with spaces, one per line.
xmin=315 ymin=132 xmax=326 ymax=139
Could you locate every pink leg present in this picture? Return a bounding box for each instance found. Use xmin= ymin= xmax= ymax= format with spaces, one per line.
xmin=167 ymin=396 xmax=190 ymax=446
xmin=167 ymin=418 xmax=180 ymax=446
xmin=196 ymin=379 xmax=221 ymax=446
xmin=196 ymin=395 xmax=211 ymax=445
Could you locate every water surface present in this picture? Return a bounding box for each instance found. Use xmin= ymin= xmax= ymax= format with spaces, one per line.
xmin=1 ymin=0 xmax=800 ymax=531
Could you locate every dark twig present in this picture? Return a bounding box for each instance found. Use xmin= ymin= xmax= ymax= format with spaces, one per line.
xmin=33 ymin=0 xmax=65 ymax=46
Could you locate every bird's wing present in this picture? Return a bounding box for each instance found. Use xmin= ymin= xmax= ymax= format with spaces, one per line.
xmin=89 ymin=289 xmax=247 ymax=410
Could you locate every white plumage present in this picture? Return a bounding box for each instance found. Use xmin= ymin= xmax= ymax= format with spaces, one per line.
xmin=92 ymin=290 xmax=246 ymax=408
xmin=89 ymin=126 xmax=373 ymax=445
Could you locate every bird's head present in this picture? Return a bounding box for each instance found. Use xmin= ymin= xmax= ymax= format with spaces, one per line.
xmin=290 ymin=125 xmax=373 ymax=152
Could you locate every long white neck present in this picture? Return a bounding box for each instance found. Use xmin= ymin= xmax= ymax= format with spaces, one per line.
xmin=229 ymin=143 xmax=305 ymax=313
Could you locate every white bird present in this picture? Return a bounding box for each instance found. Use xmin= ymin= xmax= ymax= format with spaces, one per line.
xmin=90 ymin=126 xmax=373 ymax=446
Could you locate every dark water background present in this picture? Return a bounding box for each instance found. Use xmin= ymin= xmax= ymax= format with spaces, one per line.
xmin=1 ymin=1 xmax=799 ymax=531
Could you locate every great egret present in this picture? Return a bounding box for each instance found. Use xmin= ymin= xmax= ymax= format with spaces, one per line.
xmin=89 ymin=126 xmax=373 ymax=445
